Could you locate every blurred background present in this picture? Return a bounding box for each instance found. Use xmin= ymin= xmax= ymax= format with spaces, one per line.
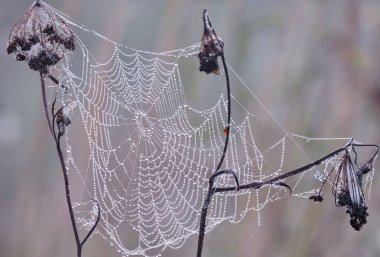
xmin=1 ymin=0 xmax=380 ymax=257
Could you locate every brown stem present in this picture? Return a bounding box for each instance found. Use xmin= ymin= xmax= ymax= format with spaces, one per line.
xmin=56 ymin=133 xmax=82 ymax=257
xmin=39 ymin=72 xmax=101 ymax=257
xmin=40 ymin=73 xmax=54 ymax=138
xmin=197 ymin=26 xmax=231 ymax=257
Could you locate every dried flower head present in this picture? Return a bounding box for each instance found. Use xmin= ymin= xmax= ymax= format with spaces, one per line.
xmin=333 ymin=154 xmax=368 ymax=230
xmin=198 ymin=9 xmax=224 ymax=75
xmin=6 ymin=0 xmax=75 ymax=73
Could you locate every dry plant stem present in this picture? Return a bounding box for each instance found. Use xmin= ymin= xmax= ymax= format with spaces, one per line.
xmin=40 ymin=73 xmax=54 ymax=137
xmin=195 ymin=48 xmax=379 ymax=256
xmin=57 ymin=131 xmax=82 ymax=257
xmin=40 ymin=72 xmax=81 ymax=256
xmin=197 ymin=51 xmax=231 ymax=257
xmin=80 ymin=198 xmax=101 ymax=246
xmin=40 ymin=72 xmax=100 ymax=257
xmin=215 ymin=52 xmax=231 ymax=172
xmin=216 ymin=143 xmax=379 ymax=193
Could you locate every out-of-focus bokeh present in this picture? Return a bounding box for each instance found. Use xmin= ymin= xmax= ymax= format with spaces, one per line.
xmin=1 ymin=0 xmax=380 ymax=257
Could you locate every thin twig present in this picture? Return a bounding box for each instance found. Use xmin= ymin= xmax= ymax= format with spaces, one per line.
xmin=56 ymin=132 xmax=82 ymax=257
xmin=39 ymin=72 xmax=101 ymax=257
xmin=40 ymin=73 xmax=54 ymax=138
xmin=80 ymin=199 xmax=101 ymax=247
xmin=197 ymin=25 xmax=232 ymax=256
xmin=215 ymin=52 xmax=231 ymax=172
xmin=215 ymin=143 xmax=378 ymax=193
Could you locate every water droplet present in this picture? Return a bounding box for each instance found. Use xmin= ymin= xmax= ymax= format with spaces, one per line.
xmin=314 ymin=170 xmax=323 ymax=181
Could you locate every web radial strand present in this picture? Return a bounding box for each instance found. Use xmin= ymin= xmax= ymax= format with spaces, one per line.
xmin=41 ymin=6 xmax=375 ymax=257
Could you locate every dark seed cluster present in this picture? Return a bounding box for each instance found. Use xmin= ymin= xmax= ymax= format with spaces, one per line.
xmin=335 ymin=190 xmax=351 ymax=207
xmin=309 ymin=194 xmax=323 ymax=202
xmin=198 ymin=10 xmax=224 ymax=75
xmin=6 ymin=1 xmax=75 ymax=73
xmin=332 ymin=155 xmax=370 ymax=231
xmin=6 ymin=35 xmax=40 ymax=54
xmin=45 ymin=25 xmax=75 ymax=51
xmin=334 ymin=187 xmax=368 ymax=231
xmin=347 ymin=204 xmax=368 ymax=231
xmin=28 ymin=50 xmax=61 ymax=73
xmin=312 ymin=153 xmax=373 ymax=231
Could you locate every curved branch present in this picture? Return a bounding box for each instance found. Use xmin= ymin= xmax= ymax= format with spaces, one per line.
xmin=209 ymin=169 xmax=240 ymax=191
xmin=214 ymin=143 xmax=379 ymax=194
xmin=272 ymin=181 xmax=292 ymax=195
xmin=80 ymin=199 xmax=101 ymax=247
xmin=214 ymin=52 xmax=231 ymax=172
xmin=215 ymin=146 xmax=348 ymax=193
xmin=197 ymin=11 xmax=232 ymax=256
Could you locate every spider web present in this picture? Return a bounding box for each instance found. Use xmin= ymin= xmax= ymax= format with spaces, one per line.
xmin=38 ymin=5 xmax=375 ymax=257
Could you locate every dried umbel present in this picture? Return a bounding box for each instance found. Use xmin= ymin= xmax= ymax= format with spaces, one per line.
xmin=332 ymin=154 xmax=369 ymax=231
xmin=309 ymin=150 xmax=374 ymax=231
xmin=198 ymin=9 xmax=224 ymax=75
xmin=6 ymin=0 xmax=75 ymax=74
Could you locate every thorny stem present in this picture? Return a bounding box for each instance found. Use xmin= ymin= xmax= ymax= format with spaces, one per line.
xmin=40 ymin=72 xmax=100 ymax=257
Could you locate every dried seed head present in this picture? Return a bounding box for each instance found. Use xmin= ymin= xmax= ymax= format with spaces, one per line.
xmin=348 ymin=204 xmax=368 ymax=231
xmin=198 ymin=9 xmax=224 ymax=75
xmin=6 ymin=0 xmax=75 ymax=73
xmin=332 ymin=153 xmax=368 ymax=230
